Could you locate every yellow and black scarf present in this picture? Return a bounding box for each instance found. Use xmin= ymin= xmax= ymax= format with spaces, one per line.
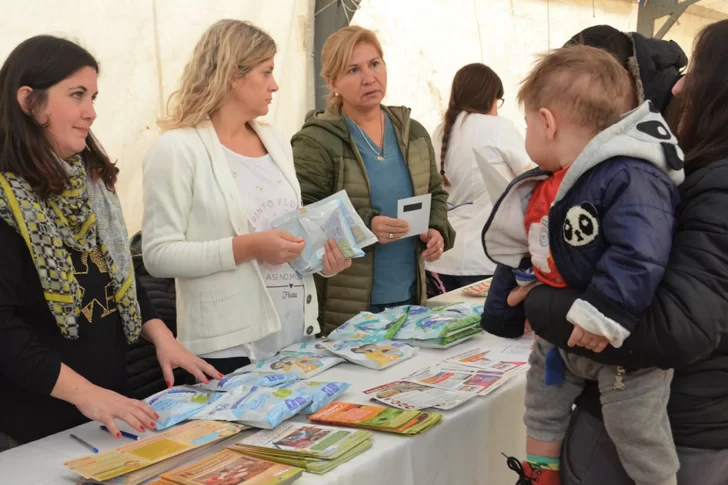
xmin=0 ymin=156 xmax=141 ymax=342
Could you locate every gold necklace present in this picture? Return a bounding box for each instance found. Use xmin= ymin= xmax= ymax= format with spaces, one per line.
xmin=353 ymin=112 xmax=385 ymax=161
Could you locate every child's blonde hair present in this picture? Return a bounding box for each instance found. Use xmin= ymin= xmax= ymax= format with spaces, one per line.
xmin=518 ymin=45 xmax=636 ymax=133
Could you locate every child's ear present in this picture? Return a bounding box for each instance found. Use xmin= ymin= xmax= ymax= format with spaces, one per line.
xmin=539 ymin=108 xmax=557 ymax=141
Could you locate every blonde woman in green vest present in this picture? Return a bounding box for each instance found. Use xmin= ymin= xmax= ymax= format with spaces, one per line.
xmin=292 ymin=26 xmax=455 ymax=335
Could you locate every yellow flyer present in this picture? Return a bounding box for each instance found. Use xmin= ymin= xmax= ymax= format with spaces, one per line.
xmin=64 ymin=420 xmax=243 ymax=482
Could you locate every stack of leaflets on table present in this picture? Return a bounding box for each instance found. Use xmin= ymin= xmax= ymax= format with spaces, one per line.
xmin=390 ymin=303 xmax=483 ymax=349
xmin=404 ymin=363 xmax=516 ymax=396
xmin=64 ymin=421 xmax=244 ymax=484
xmin=321 ymin=337 xmax=418 ymax=370
xmin=445 ymin=347 xmax=529 ymax=375
xmin=460 ymin=278 xmax=492 ymax=297
xmin=363 ymin=380 xmax=476 ymax=411
xmin=152 ymin=449 xmax=302 ymax=485
xmin=231 ymin=422 xmax=373 ymax=475
xmin=95 ymin=435 xmax=244 ymax=485
xmin=240 ymin=352 xmax=343 ymax=379
xmin=327 ymin=309 xmax=409 ymax=341
xmin=308 ymin=401 xmax=442 ymax=435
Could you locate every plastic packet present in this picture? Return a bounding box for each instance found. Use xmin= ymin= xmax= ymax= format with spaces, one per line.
xmin=281 ymin=339 xmax=337 ymax=356
xmin=144 ymin=386 xmax=223 ymax=430
xmin=197 ymin=371 xmax=299 ymax=392
xmin=192 ymin=386 xmax=312 ymax=429
xmin=279 ymin=380 xmax=350 ymax=414
xmin=395 ymin=303 xmax=483 ymax=340
xmin=272 ymin=191 xmax=377 ymax=276
xmin=328 ymin=309 xmax=408 ymax=341
xmin=322 ymin=338 xmax=418 ymax=370
xmin=242 ymin=351 xmax=343 ymax=379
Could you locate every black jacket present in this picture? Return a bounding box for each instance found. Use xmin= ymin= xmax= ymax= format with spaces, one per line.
xmin=0 ymin=221 xmax=159 ymax=443
xmin=126 ymin=232 xmax=184 ymax=400
xmin=525 ymin=159 xmax=728 ymax=449
xmin=631 ymin=32 xmax=688 ymax=114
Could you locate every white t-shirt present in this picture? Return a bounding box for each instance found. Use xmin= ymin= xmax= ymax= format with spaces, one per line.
xmin=200 ymin=147 xmax=306 ymax=361
xmin=426 ymin=113 xmax=532 ymax=276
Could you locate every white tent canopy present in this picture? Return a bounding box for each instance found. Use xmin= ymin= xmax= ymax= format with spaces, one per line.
xmin=1 ymin=0 xmax=722 ymax=233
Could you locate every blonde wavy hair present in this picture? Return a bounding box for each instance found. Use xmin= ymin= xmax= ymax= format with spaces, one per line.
xmin=158 ymin=20 xmax=276 ymax=130
xmin=321 ymin=25 xmax=384 ymax=110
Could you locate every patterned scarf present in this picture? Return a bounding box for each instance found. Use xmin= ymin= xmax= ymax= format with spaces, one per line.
xmin=0 ymin=155 xmax=142 ymax=342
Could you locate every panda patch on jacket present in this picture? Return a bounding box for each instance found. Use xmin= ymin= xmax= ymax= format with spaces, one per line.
xmin=563 ymin=202 xmax=599 ymax=247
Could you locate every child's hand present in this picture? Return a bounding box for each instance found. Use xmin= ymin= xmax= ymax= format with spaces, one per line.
xmin=568 ymin=325 xmax=609 ymax=353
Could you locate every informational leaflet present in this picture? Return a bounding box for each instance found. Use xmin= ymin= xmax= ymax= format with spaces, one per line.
xmin=64 ymin=421 xmax=244 ymax=482
xmin=404 ymin=363 xmax=515 ymax=396
xmin=234 ymin=422 xmax=372 ymax=460
xmin=159 ymin=449 xmax=302 ymax=485
xmin=363 ymin=380 xmax=476 ymax=410
xmin=444 ymin=348 xmax=528 ymax=375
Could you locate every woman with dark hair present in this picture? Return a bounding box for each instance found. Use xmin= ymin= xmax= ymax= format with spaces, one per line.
xmin=566 ymin=24 xmax=687 ymax=114
xmin=517 ymin=20 xmax=728 ymax=484
xmin=426 ymin=63 xmax=531 ymax=292
xmin=0 ymin=36 xmax=219 ymax=449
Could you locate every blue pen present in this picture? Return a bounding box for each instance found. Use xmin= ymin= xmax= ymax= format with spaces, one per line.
xmin=100 ymin=425 xmax=140 ymax=441
xmin=70 ymin=434 xmax=99 ymax=453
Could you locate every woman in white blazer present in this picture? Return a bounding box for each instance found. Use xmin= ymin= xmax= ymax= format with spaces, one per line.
xmin=142 ymin=20 xmax=351 ymax=376
xmin=426 ymin=63 xmax=532 ymax=293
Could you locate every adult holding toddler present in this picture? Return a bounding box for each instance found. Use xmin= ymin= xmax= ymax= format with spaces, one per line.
xmin=481 ymin=45 xmax=684 ymax=485
xmin=520 ymin=20 xmax=728 ymax=485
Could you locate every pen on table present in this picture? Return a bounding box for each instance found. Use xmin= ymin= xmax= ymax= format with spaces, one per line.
xmin=70 ymin=434 xmax=99 ymax=454
xmin=99 ymin=425 xmax=140 ymax=441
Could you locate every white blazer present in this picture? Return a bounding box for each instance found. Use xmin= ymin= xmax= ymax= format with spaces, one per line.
xmin=142 ymin=119 xmax=320 ymax=356
xmin=426 ymin=113 xmax=532 ymax=277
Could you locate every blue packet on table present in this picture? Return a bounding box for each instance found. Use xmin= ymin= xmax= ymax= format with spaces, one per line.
xmin=322 ymin=338 xmax=418 ymax=370
xmin=192 ymin=386 xmax=312 ymax=429
xmin=242 ymin=351 xmax=343 ymax=379
xmin=198 ymin=370 xmax=299 ymax=392
xmin=328 ymin=309 xmax=408 ymax=341
xmin=278 ymin=380 xmax=351 ymax=414
xmin=281 ymin=339 xmax=337 ymax=356
xmin=144 ymin=386 xmax=222 ymax=430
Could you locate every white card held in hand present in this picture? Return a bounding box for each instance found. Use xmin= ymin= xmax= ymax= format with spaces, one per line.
xmin=397 ymin=194 xmax=432 ymax=238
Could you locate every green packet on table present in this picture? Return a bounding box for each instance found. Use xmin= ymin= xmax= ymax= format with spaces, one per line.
xmin=393 ymin=303 xmax=484 ymax=341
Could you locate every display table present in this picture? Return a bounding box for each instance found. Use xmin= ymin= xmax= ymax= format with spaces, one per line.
xmin=1 ymin=287 xmax=527 ymax=485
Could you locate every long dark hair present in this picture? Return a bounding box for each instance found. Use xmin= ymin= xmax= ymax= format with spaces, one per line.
xmin=440 ymin=63 xmax=504 ymax=186
xmin=672 ymin=20 xmax=728 ymax=172
xmin=0 ymin=35 xmax=118 ymax=197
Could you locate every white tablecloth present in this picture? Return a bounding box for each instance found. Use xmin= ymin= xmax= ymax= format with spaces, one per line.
xmin=1 ymin=287 xmax=526 ymax=485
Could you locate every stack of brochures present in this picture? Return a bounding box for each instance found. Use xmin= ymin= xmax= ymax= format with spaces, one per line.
xmin=308 ymin=401 xmax=442 ymax=435
xmin=64 ymin=421 xmax=245 ymax=485
xmin=231 ymin=422 xmax=373 ymax=474
xmin=149 ymin=449 xmax=302 ymax=485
